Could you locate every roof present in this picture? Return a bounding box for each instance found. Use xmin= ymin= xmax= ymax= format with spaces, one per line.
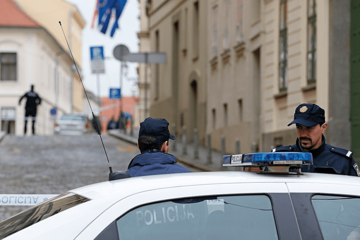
xmin=72 ymin=171 xmax=360 ymax=201
xmin=0 ymin=0 xmax=40 ymax=27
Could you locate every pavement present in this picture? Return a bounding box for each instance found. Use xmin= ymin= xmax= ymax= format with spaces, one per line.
xmin=108 ymin=129 xmax=227 ymax=172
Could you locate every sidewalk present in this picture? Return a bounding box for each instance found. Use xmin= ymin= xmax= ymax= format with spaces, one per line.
xmin=108 ymin=129 xmax=226 ymax=172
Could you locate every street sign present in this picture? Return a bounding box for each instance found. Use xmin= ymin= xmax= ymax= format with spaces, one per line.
xmin=90 ymin=46 xmax=105 ymax=74
xmin=123 ymin=52 xmax=167 ymax=63
xmin=109 ymin=88 xmax=121 ymax=99
xmin=50 ymin=107 xmax=57 ymax=116
xmin=113 ymin=45 xmax=130 ymax=61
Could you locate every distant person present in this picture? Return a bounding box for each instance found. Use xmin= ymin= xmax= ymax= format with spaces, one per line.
xmin=273 ymin=103 xmax=359 ymax=176
xmin=107 ymin=117 xmax=118 ymax=130
xmin=19 ymin=85 xmax=41 ymax=135
xmin=126 ymin=117 xmax=191 ymax=177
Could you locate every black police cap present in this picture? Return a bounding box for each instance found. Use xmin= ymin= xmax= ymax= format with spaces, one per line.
xmin=138 ymin=117 xmax=175 ymax=144
xmin=288 ymin=103 xmax=325 ymax=127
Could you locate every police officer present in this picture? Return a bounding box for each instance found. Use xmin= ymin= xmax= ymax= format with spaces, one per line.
xmin=126 ymin=117 xmax=191 ymax=177
xmin=19 ymin=85 xmax=42 ymax=135
xmin=273 ymin=103 xmax=360 ymax=176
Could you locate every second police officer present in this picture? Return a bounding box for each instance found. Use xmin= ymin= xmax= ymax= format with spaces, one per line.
xmin=273 ymin=103 xmax=360 ymax=176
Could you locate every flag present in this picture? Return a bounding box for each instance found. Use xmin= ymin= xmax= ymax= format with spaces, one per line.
xmin=98 ymin=0 xmax=115 ymax=34
xmin=110 ymin=0 xmax=127 ymax=37
xmin=91 ymin=0 xmax=99 ymax=29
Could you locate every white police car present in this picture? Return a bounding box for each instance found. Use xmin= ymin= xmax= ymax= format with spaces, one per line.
xmin=1 ymin=152 xmax=360 ymax=240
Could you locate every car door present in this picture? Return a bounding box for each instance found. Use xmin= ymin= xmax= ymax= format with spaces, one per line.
xmin=76 ymin=182 xmax=302 ymax=240
xmin=287 ymin=181 xmax=360 ymax=240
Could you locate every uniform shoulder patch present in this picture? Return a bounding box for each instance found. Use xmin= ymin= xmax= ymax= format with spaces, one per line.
xmin=329 ymin=147 xmax=353 ymax=158
xmin=353 ymin=163 xmax=360 ymax=177
xmin=272 ymin=145 xmax=293 ymax=152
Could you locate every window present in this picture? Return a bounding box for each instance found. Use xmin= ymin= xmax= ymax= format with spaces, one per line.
xmin=212 ymin=108 xmax=216 ymax=129
xmin=0 ymin=193 xmax=89 ymax=239
xmin=312 ymin=195 xmax=360 ymax=240
xmin=116 ymin=195 xmax=278 ymax=240
xmin=238 ymin=99 xmax=243 ymax=121
xmin=0 ymin=53 xmax=17 ymax=81
xmin=223 ymin=103 xmax=228 ymax=126
xmin=307 ymin=0 xmax=316 ymax=84
xmin=193 ymin=1 xmax=199 ymax=59
xmin=236 ymin=0 xmax=244 ymax=42
xmin=212 ymin=5 xmax=218 ymax=57
xmin=1 ymin=107 xmax=16 ymax=134
xmin=223 ymin=0 xmax=230 ymax=50
xmin=279 ymin=0 xmax=287 ymax=91
xmin=155 ymin=30 xmax=160 ymax=100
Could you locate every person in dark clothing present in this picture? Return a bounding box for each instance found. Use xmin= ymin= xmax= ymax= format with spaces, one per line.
xmin=126 ymin=117 xmax=191 ymax=177
xmin=19 ymin=85 xmax=41 ymax=135
xmin=273 ymin=103 xmax=359 ymax=176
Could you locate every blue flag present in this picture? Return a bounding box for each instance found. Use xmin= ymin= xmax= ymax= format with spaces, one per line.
xmin=99 ymin=0 xmax=116 ymax=34
xmin=110 ymin=0 xmax=127 ymax=37
xmin=97 ymin=0 xmax=109 ymax=25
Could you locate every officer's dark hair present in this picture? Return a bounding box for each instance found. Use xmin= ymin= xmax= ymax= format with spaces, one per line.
xmin=138 ymin=136 xmax=167 ymax=152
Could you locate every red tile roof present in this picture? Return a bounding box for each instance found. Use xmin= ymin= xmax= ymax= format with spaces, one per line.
xmin=0 ymin=0 xmax=39 ymax=27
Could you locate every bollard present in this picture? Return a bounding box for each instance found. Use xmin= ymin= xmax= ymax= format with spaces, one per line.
xmin=182 ymin=126 xmax=187 ymax=155
xmin=235 ymin=138 xmax=240 ymax=154
xmin=221 ymin=135 xmax=226 ymax=156
xmin=252 ymin=141 xmax=258 ymax=153
xmin=172 ymin=123 xmax=177 ymax=151
xmin=206 ymin=134 xmax=212 ymax=164
xmin=194 ymin=129 xmax=199 ymax=159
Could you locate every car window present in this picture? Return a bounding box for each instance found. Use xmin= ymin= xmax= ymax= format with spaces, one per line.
xmin=116 ymin=195 xmax=278 ymax=240
xmin=60 ymin=115 xmax=84 ymax=121
xmin=311 ymin=195 xmax=360 ymax=240
xmin=0 ymin=193 xmax=89 ymax=239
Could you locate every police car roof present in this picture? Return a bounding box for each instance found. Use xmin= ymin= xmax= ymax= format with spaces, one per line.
xmin=71 ymin=171 xmax=360 ymax=202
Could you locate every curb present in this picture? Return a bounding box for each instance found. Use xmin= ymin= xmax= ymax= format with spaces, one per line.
xmin=0 ymin=131 xmax=6 ymax=143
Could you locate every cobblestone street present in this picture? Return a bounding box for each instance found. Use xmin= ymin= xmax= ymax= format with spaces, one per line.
xmin=0 ymin=133 xmax=138 ymax=221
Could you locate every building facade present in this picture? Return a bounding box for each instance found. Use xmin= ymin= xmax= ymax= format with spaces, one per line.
xmin=140 ymin=0 xmax=358 ymax=160
xmin=0 ymin=0 xmax=85 ymax=135
xmin=142 ymin=0 xmax=208 ymax=144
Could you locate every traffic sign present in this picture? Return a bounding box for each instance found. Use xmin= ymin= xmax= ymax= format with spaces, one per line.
xmin=123 ymin=52 xmax=167 ymax=63
xmin=50 ymin=107 xmax=57 ymax=116
xmin=113 ymin=45 xmax=129 ymax=61
xmin=90 ymin=46 xmax=105 ymax=74
xmin=109 ymin=88 xmax=121 ymax=99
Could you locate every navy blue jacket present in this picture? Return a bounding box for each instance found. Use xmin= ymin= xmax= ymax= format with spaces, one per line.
xmin=126 ymin=149 xmax=191 ymax=177
xmin=273 ymin=136 xmax=359 ymax=176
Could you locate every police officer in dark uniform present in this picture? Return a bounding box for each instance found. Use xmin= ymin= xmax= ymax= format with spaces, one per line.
xmin=126 ymin=117 xmax=191 ymax=177
xmin=19 ymin=85 xmax=42 ymax=135
xmin=272 ymin=103 xmax=360 ymax=176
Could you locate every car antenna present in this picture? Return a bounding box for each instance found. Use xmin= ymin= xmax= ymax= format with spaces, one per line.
xmin=58 ymin=21 xmax=113 ymax=174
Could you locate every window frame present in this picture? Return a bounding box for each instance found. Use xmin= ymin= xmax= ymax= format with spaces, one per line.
xmin=0 ymin=52 xmax=17 ymax=81
xmin=279 ymin=0 xmax=288 ymax=91
xmin=307 ymin=0 xmax=317 ymax=84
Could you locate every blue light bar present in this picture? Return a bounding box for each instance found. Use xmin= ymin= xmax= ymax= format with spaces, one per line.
xmin=222 ymin=152 xmax=313 ymax=166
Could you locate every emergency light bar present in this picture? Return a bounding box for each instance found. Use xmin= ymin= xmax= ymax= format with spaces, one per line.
xmin=223 ymin=152 xmax=313 ymax=174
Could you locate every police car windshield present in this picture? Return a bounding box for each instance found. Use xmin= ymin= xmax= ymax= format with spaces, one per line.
xmin=0 ymin=193 xmax=89 ymax=239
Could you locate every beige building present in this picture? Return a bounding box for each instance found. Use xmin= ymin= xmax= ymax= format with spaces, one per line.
xmin=140 ymin=0 xmax=357 ymax=158
xmin=0 ymin=0 xmax=85 ymax=135
xmin=142 ymin=0 xmax=208 ymax=144
xmin=15 ymin=0 xmax=85 ymax=113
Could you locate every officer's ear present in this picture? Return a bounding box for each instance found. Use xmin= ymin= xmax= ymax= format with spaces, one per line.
xmin=321 ymin=123 xmax=328 ymax=133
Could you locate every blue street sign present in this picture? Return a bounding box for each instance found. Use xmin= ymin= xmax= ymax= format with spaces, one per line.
xmin=109 ymin=88 xmax=121 ymax=99
xmin=50 ymin=108 xmax=57 ymax=116
xmin=90 ymin=46 xmax=105 ymax=74
xmin=90 ymin=46 xmax=105 ymax=60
